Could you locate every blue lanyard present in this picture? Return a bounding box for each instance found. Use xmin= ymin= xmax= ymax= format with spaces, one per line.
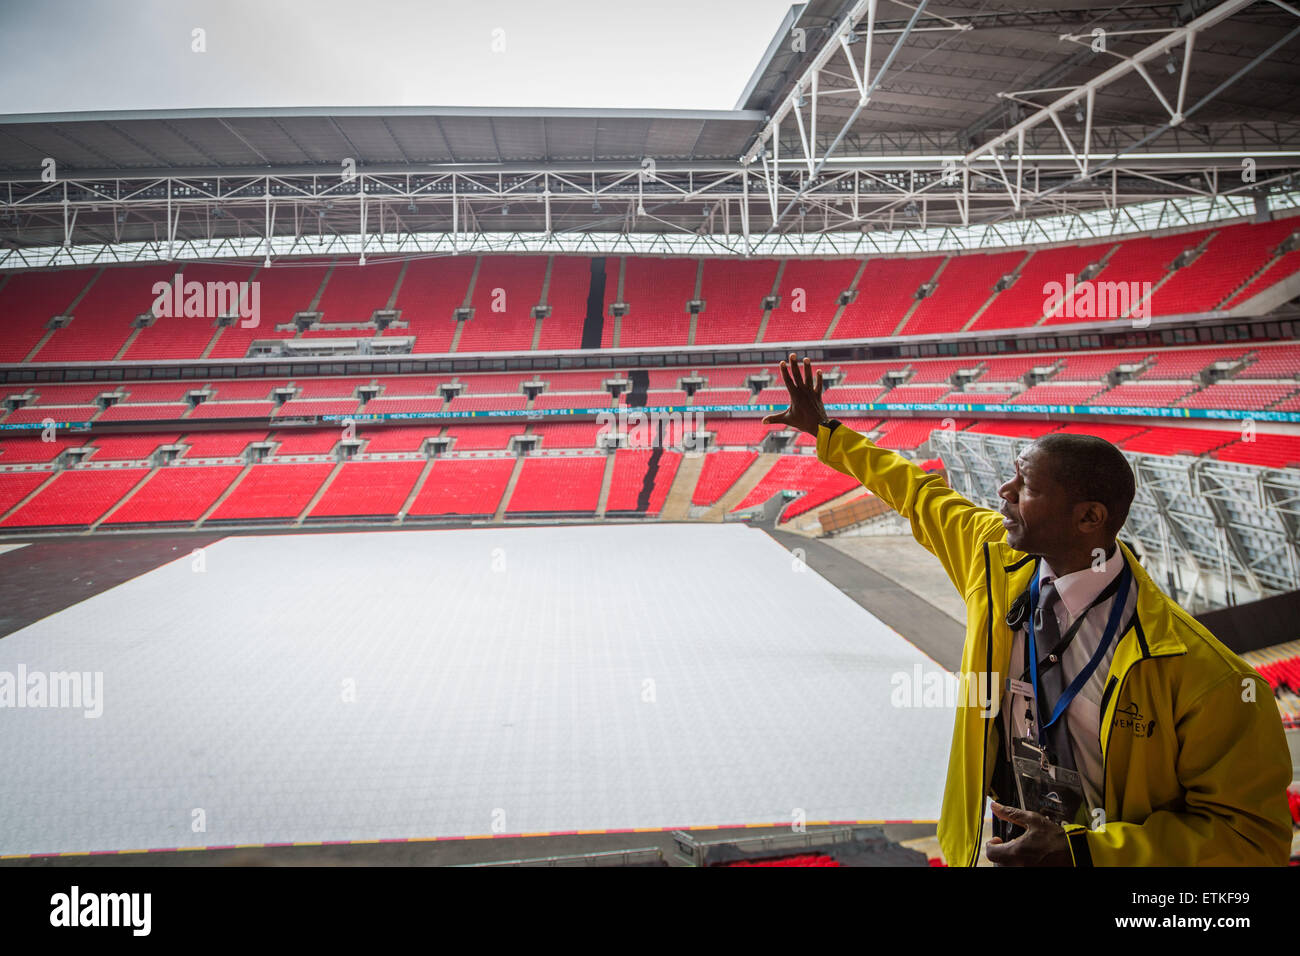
xmin=1026 ymin=559 xmax=1132 ymax=748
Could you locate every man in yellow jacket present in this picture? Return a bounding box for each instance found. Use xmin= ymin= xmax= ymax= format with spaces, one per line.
xmin=765 ymin=353 xmax=1293 ymax=866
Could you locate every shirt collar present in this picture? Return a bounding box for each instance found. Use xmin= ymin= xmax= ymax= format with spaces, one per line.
xmin=1038 ymin=547 xmax=1123 ymax=621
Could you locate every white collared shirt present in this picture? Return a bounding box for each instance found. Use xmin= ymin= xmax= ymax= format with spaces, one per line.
xmin=1001 ymin=548 xmax=1137 ymax=811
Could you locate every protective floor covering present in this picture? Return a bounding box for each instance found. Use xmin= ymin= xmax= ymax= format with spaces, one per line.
xmin=0 ymin=524 xmax=954 ymax=855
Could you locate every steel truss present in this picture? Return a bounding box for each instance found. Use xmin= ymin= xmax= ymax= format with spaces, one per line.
xmin=934 ymin=430 xmax=1300 ymax=613
xmin=1 ymin=171 xmax=1296 ymax=270
xmin=734 ymin=0 xmax=1300 ymax=236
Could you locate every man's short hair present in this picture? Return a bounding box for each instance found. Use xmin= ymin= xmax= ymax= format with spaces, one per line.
xmin=1030 ymin=433 xmax=1135 ymax=535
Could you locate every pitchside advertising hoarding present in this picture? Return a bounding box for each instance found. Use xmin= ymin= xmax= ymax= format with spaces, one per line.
xmin=3 ymin=402 xmax=1297 ymax=430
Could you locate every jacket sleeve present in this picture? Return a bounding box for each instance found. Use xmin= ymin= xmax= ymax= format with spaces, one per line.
xmin=816 ymin=422 xmax=1007 ymax=599
xmin=1063 ymin=671 xmax=1294 ymax=866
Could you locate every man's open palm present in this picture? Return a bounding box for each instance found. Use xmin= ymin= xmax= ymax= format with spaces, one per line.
xmin=762 ymin=352 xmax=829 ymax=437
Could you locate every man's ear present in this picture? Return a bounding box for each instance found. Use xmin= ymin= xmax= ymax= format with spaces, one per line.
xmin=1075 ymin=500 xmax=1109 ymax=536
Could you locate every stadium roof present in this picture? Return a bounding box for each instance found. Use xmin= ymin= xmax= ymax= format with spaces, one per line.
xmin=1 ymin=0 xmax=1299 ymax=258
xmin=0 ymin=106 xmax=767 ymax=174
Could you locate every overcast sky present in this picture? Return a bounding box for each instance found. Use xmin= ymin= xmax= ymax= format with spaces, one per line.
xmin=0 ymin=0 xmax=797 ymax=115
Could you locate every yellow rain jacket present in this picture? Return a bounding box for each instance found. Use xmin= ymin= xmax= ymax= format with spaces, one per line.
xmin=817 ymin=422 xmax=1293 ymax=866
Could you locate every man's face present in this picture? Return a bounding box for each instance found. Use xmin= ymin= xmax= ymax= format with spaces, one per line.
xmin=996 ymin=444 xmax=1076 ymax=555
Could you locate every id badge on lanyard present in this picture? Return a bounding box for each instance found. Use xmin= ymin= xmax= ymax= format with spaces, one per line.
xmin=1004 ymin=560 xmax=1132 ymax=824
xmin=1004 ymin=682 xmax=1088 ymax=825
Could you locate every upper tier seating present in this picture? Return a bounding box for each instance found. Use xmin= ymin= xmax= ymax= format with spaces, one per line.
xmin=832 ymin=256 xmax=943 ymax=339
xmin=694 ymin=259 xmax=778 ymax=346
xmin=391 ymin=257 xmax=474 ymax=354
xmin=308 ymin=259 xmax=404 ymax=327
xmin=1157 ymin=219 xmax=1298 ymax=314
xmin=973 ymin=245 xmax=1098 ymax=330
xmin=1061 ymin=230 xmax=1212 ymax=323
xmin=611 ymin=257 xmax=697 ymax=348
xmin=33 ymin=265 xmax=176 ymax=362
xmin=0 ymin=268 xmax=96 ymax=362
xmin=900 ymin=251 xmax=1023 ymax=336
xmin=3 ymin=217 xmax=1298 ymax=361
xmin=1225 ymin=246 xmax=1300 ymax=309
xmin=207 ymin=261 xmax=327 ymax=359
xmin=536 ymin=256 xmax=590 ymax=352
xmin=456 ymin=255 xmax=546 ymax=353
xmin=762 ymin=259 xmax=860 ymax=343
xmin=124 ymin=262 xmax=256 ymax=360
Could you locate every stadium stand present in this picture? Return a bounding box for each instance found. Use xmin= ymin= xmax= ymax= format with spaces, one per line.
xmin=610 ymin=257 xmax=696 ymax=348
xmin=832 ymin=256 xmax=943 ymax=339
xmin=694 ymin=258 xmax=777 ymax=345
xmin=899 ymin=250 xmax=1022 ymax=336
xmin=536 ymin=256 xmax=592 ymax=351
xmin=32 ymin=265 xmax=175 ymax=362
xmin=972 ymin=245 xmax=1095 ymax=330
xmin=88 ymin=433 xmax=183 ymax=460
xmin=505 ymin=456 xmax=606 ymax=513
xmin=1 ymin=468 xmax=148 ymax=528
xmin=456 ymin=255 xmax=546 ymax=352
xmin=406 ymin=458 xmax=514 ymax=516
xmin=309 ymin=259 xmax=403 ymax=328
xmin=0 ymin=268 xmax=97 ymax=363
xmin=102 ymin=465 xmax=244 ymax=525
xmin=692 ymin=450 xmax=758 ymax=506
xmin=207 ymin=261 xmax=325 ymax=359
xmin=762 ymin=258 xmax=859 ymax=343
xmin=306 ymin=460 xmax=426 ymax=518
xmin=391 ymin=257 xmax=474 ymax=354
xmin=604 ymin=449 xmax=682 ymax=513
xmin=206 ymin=462 xmax=334 ymax=521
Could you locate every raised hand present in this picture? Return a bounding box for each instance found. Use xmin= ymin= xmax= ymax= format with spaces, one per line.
xmin=761 ymin=352 xmax=829 ymax=437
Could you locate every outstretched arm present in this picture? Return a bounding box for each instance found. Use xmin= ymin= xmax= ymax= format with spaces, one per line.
xmin=765 ymin=353 xmax=1005 ymax=598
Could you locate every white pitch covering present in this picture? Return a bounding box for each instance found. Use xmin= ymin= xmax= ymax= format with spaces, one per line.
xmin=0 ymin=524 xmax=956 ymax=855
